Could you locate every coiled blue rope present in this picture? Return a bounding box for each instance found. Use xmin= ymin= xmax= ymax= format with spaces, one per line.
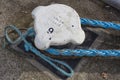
xmin=5 ymin=25 xmax=74 ymax=77
xmin=4 ymin=18 xmax=120 ymax=77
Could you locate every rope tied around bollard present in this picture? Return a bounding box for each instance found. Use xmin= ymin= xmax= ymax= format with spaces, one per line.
xmin=3 ymin=18 xmax=120 ymax=77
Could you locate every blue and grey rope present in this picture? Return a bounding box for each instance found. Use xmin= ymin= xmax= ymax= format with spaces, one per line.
xmin=5 ymin=25 xmax=73 ymax=77
xmin=4 ymin=18 xmax=120 ymax=77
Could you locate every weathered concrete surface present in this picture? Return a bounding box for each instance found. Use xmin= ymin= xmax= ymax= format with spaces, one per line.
xmin=0 ymin=0 xmax=120 ymax=80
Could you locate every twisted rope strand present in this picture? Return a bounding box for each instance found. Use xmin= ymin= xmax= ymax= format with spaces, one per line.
xmin=81 ymin=18 xmax=120 ymax=30
xmin=46 ymin=49 xmax=120 ymax=57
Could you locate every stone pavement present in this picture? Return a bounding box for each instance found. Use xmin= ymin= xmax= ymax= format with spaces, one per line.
xmin=0 ymin=0 xmax=120 ymax=80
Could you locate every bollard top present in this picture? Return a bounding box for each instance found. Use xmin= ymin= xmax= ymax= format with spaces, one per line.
xmin=32 ymin=4 xmax=85 ymax=50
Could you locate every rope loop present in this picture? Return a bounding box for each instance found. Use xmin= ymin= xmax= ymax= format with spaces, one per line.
xmin=4 ymin=25 xmax=22 ymax=44
xmin=4 ymin=18 xmax=120 ymax=77
xmin=4 ymin=25 xmax=74 ymax=77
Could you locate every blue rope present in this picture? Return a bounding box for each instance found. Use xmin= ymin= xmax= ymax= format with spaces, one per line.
xmin=4 ymin=25 xmax=74 ymax=77
xmin=46 ymin=48 xmax=120 ymax=57
xmin=45 ymin=18 xmax=120 ymax=57
xmin=4 ymin=18 xmax=120 ymax=77
xmin=81 ymin=18 xmax=120 ymax=30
